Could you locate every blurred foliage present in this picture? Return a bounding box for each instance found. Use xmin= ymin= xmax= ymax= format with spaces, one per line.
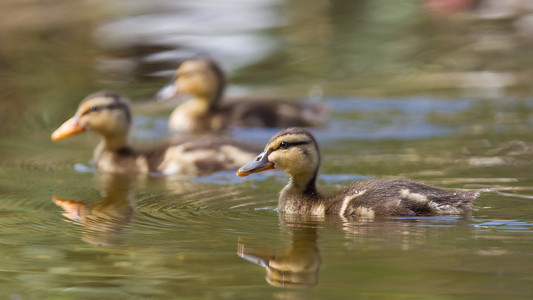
xmin=233 ymin=0 xmax=533 ymax=97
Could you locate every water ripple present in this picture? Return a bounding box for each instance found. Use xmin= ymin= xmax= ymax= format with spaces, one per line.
xmin=475 ymin=220 xmax=533 ymax=233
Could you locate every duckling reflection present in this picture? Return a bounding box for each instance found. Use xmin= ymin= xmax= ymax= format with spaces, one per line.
xmin=238 ymin=224 xmax=321 ymax=288
xmin=238 ymin=213 xmax=480 ymax=288
xmin=53 ymin=173 xmax=134 ymax=247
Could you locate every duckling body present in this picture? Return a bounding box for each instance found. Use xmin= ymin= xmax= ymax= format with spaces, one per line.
xmin=167 ymin=98 xmax=227 ymax=132
xmin=278 ymin=178 xmax=478 ymax=217
xmin=237 ymin=128 xmax=479 ymax=217
xmin=156 ymin=59 xmax=327 ymax=133
xmin=52 ymin=91 xmax=259 ymax=176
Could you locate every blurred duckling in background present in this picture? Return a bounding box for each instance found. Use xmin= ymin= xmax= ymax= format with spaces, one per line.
xmin=155 ymin=58 xmax=328 ymax=133
xmin=52 ymin=91 xmax=260 ymax=176
xmin=237 ymin=127 xmax=480 ymax=217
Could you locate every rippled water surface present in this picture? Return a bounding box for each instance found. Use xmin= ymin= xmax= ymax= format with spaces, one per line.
xmin=2 ymin=0 xmax=533 ymax=299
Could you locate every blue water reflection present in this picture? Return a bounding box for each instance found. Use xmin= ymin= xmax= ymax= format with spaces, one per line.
xmin=476 ymin=220 xmax=533 ymax=233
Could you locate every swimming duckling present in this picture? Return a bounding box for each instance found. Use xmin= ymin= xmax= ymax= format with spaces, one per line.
xmin=237 ymin=128 xmax=479 ymax=217
xmin=52 ymin=91 xmax=259 ymax=176
xmin=156 ymin=58 xmax=328 ymax=132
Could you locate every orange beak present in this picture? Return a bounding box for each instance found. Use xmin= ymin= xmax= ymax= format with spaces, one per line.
xmin=52 ymin=195 xmax=85 ymax=221
xmin=51 ymin=117 xmax=86 ymax=141
xmin=236 ymin=151 xmax=275 ymax=177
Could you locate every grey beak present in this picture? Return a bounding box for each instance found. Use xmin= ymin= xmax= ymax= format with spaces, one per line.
xmin=155 ymin=80 xmax=178 ymax=102
xmin=236 ymin=151 xmax=274 ymax=177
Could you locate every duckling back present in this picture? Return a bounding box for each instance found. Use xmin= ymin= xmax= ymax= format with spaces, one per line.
xmin=331 ymin=179 xmax=479 ymax=217
xmin=223 ymin=98 xmax=328 ymax=128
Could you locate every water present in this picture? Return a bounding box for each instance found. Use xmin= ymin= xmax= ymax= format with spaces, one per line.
xmin=2 ymin=0 xmax=533 ymax=299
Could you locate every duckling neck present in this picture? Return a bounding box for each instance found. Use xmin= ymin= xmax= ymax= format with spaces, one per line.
xmin=99 ymin=134 xmax=129 ymax=152
xmin=207 ymin=80 xmax=224 ymax=110
xmin=289 ymin=173 xmax=319 ymax=196
xmin=279 ymin=172 xmax=323 ymax=214
xmin=189 ymin=96 xmax=214 ymax=113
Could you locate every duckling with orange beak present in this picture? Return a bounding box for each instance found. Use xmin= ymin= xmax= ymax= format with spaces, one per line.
xmin=52 ymin=91 xmax=260 ymax=176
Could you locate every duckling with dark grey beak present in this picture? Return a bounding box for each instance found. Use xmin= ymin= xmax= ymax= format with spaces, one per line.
xmin=237 ymin=127 xmax=480 ymax=217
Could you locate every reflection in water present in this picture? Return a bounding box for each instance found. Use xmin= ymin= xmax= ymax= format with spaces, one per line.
xmin=238 ymin=224 xmax=321 ymax=288
xmin=53 ymin=173 xmax=135 ymax=247
xmin=237 ymin=214 xmax=481 ymax=289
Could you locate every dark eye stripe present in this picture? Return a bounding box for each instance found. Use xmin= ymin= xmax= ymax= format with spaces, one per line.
xmin=81 ymin=103 xmax=124 ymax=116
xmin=178 ymin=70 xmax=198 ymax=77
xmin=276 ymin=141 xmax=308 ymax=150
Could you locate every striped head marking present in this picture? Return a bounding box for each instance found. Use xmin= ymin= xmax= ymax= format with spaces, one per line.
xmin=52 ymin=91 xmax=131 ymax=140
xmin=157 ymin=58 xmax=226 ymax=104
xmin=237 ymin=128 xmax=320 ymax=177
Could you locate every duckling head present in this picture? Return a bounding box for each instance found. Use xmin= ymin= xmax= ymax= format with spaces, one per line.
xmin=156 ymin=58 xmax=226 ymax=107
xmin=51 ymin=91 xmax=131 ymax=144
xmin=237 ymin=128 xmax=321 ymax=182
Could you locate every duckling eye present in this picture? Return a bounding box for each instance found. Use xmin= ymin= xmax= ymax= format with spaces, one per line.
xmin=276 ymin=140 xmax=309 ymax=150
xmin=279 ymin=141 xmax=289 ymax=149
xmin=82 ymin=105 xmax=101 ymax=116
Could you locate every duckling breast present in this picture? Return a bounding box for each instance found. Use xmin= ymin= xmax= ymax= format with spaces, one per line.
xmin=94 ymin=148 xmax=148 ymax=174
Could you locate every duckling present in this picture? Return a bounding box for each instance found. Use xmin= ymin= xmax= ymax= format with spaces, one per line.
xmin=156 ymin=58 xmax=328 ymax=132
xmin=237 ymin=127 xmax=480 ymax=217
xmin=51 ymin=91 xmax=260 ymax=176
